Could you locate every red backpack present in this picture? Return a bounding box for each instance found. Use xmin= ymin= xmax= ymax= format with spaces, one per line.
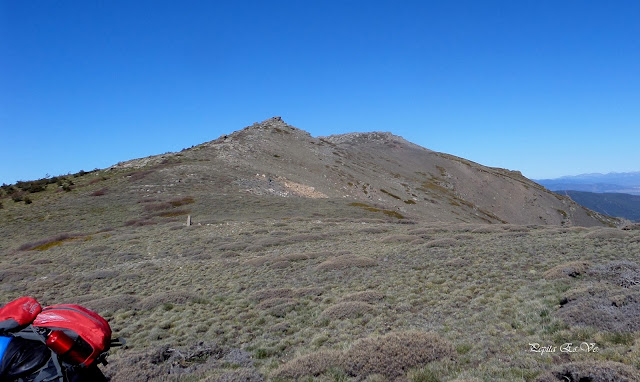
xmin=0 ymin=296 xmax=121 ymax=367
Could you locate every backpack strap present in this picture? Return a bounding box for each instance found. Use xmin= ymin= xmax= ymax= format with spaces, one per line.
xmin=13 ymin=325 xmax=48 ymax=344
xmin=30 ymin=352 xmax=64 ymax=382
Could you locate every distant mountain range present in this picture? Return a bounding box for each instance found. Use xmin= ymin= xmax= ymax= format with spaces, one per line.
xmin=534 ymin=172 xmax=640 ymax=195
xmin=533 ymin=172 xmax=640 ymax=222
xmin=554 ymin=190 xmax=640 ymax=222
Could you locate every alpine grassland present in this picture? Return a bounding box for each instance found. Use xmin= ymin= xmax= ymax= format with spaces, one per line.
xmin=0 ymin=120 xmax=637 ymax=380
xmin=1 ymin=184 xmax=638 ymax=380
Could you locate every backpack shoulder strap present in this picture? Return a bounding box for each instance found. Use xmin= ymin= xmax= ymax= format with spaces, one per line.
xmin=31 ymin=353 xmax=64 ymax=382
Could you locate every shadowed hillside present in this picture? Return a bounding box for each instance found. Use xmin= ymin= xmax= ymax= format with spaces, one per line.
xmin=557 ymin=190 xmax=640 ymax=222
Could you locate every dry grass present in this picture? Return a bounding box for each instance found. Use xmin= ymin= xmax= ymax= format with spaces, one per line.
xmin=316 ymin=254 xmax=377 ymax=270
xmin=341 ymin=290 xmax=385 ymax=303
xmin=543 ymin=261 xmax=591 ymax=279
xmin=138 ymin=291 xmax=205 ymax=310
xmin=271 ymin=350 xmax=342 ymax=379
xmin=322 ymin=301 xmax=375 ymax=319
xmin=2 ymin=213 xmax=639 ymax=381
xmin=425 ymin=238 xmax=460 ymax=248
xmin=380 ymin=234 xmax=419 ymax=243
xmin=342 ymin=331 xmax=457 ymax=379
xmin=584 ymin=228 xmax=631 ymax=239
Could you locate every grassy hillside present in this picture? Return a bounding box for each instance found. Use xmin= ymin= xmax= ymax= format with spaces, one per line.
xmin=0 ymin=118 xmax=637 ymax=381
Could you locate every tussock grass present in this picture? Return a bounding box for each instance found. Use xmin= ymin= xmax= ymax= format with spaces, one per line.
xmin=138 ymin=291 xmax=205 ymax=310
xmin=342 ymin=331 xmax=457 ymax=379
xmin=380 ymin=234 xmax=419 ymax=243
xmin=584 ymin=228 xmax=630 ymax=239
xmin=82 ymin=294 xmax=140 ymax=314
xmin=543 ymin=261 xmax=591 ymax=279
xmin=253 ymin=287 xmax=323 ymax=301
xmin=2 ymin=215 xmax=639 ymax=381
xmin=425 ymin=238 xmax=460 ymax=248
xmin=322 ymin=301 xmax=375 ymax=319
xmin=316 ymin=254 xmax=377 ymax=270
xmin=272 ymin=350 xmax=342 ymax=379
xmin=341 ymin=290 xmax=384 ymax=303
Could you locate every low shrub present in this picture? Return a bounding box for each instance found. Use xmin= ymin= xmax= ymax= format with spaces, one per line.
xmin=168 ymin=196 xmax=195 ymax=207
xmin=557 ymin=283 xmax=640 ymax=332
xmin=341 ymin=290 xmax=384 ymax=303
xmin=12 ymin=192 xmax=24 ymax=202
xmin=255 ymin=297 xmax=296 ymax=310
xmin=253 ymin=287 xmax=323 ymax=301
xmin=380 ymin=234 xmax=419 ymax=243
xmin=534 ymin=360 xmax=639 ymax=382
xmin=271 ymin=350 xmax=342 ymax=379
xmin=138 ymin=291 xmax=204 ymax=310
xmin=471 ymin=225 xmax=505 ymax=233
xmin=90 ymin=188 xmax=108 ymax=196
xmin=204 ymin=368 xmax=264 ymax=382
xmin=281 ymin=251 xmax=330 ymax=261
xmin=425 ymin=238 xmax=460 ymax=248
xmin=124 ymin=218 xmax=155 ymax=226
xmin=83 ymin=294 xmax=140 ymax=314
xmin=322 ymin=301 xmax=375 ymax=319
xmin=342 ymin=331 xmax=457 ymax=379
xmin=584 ymin=228 xmax=630 ymax=240
xmin=256 ymin=298 xmax=299 ymax=317
xmin=588 ymin=261 xmax=640 ymax=288
xmin=105 ymin=342 xmax=223 ymax=382
xmin=126 ymin=169 xmax=155 ymax=182
xmin=316 ymin=254 xmax=377 ymax=271
xmin=0 ymin=266 xmax=39 ymax=282
xmin=156 ymin=209 xmax=190 ymax=217
xmin=18 ymin=233 xmax=80 ymax=251
xmin=357 ymin=227 xmax=389 ymax=234
xmin=543 ymin=261 xmax=591 ymax=279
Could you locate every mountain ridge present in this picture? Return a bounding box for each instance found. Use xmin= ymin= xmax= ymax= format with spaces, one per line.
xmin=102 ymin=116 xmax=616 ymax=227
xmin=535 ymin=171 xmax=640 ymax=195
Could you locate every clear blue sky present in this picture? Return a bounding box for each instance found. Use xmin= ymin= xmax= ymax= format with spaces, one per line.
xmin=2 ymin=0 xmax=639 ymax=184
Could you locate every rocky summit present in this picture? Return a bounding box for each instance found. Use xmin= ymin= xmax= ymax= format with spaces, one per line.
xmin=110 ymin=116 xmax=617 ymax=227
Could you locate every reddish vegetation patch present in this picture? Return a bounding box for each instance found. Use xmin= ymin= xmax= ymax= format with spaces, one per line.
xmin=18 ymin=233 xmax=82 ymax=251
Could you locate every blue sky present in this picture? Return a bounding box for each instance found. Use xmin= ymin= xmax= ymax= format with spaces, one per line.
xmin=1 ymin=1 xmax=639 ymax=184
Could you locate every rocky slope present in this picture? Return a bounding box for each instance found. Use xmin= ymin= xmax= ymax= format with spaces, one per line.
xmin=109 ymin=116 xmax=617 ymax=227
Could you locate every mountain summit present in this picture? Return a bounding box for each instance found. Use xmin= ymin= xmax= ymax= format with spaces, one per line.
xmin=105 ymin=117 xmax=615 ymax=227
